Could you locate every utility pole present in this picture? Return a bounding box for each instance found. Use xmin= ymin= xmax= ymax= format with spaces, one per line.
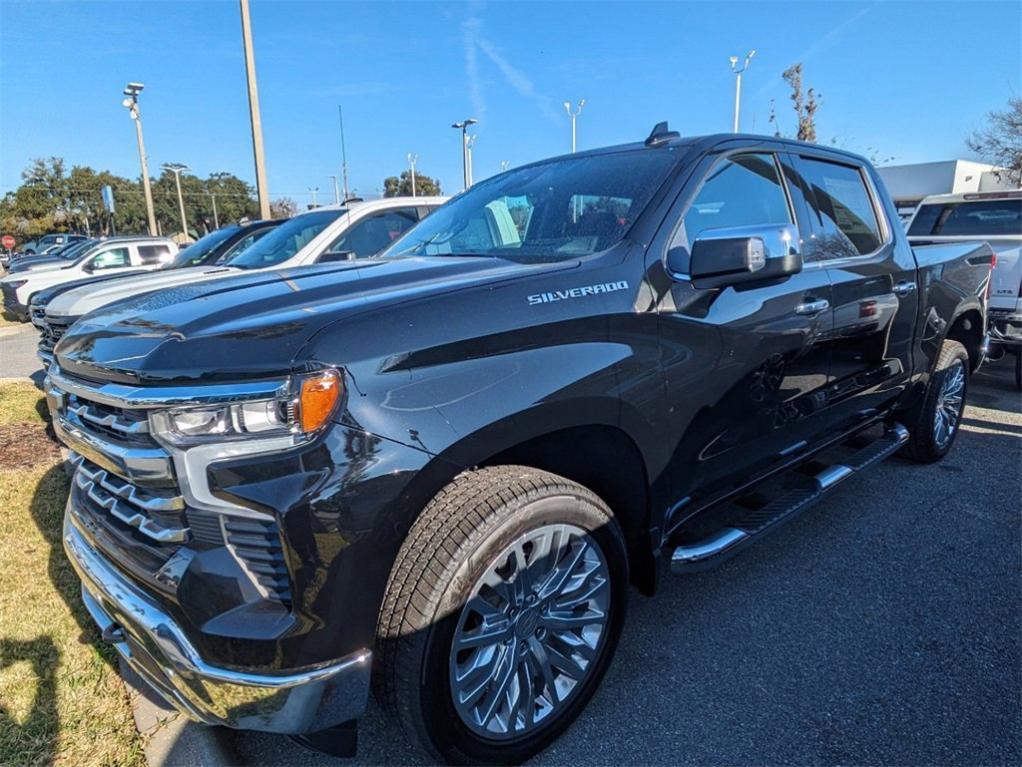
xmin=162 ymin=163 xmax=190 ymax=241
xmin=451 ymin=118 xmax=477 ymax=190
xmin=563 ymin=99 xmax=585 ymax=152
xmin=730 ymin=50 xmax=756 ymax=133
xmin=121 ymin=83 xmax=157 ymax=236
xmin=307 ymin=187 xmax=319 ymax=208
xmin=329 ymin=175 xmax=340 ymax=204
xmin=338 ymin=105 xmax=350 ymax=200
xmin=208 ymin=192 xmax=219 ymax=228
xmin=239 ymin=0 xmax=271 ymax=219
xmin=407 ymin=153 xmax=418 ymax=197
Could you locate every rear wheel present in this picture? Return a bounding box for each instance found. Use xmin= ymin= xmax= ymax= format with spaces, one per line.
xmin=375 ymin=466 xmax=628 ymax=765
xmin=902 ymin=339 xmax=969 ymax=463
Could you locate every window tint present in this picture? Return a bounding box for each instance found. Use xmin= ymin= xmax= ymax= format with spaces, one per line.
xmin=137 ymin=244 xmax=173 ymax=265
xmin=90 ymin=247 xmax=129 ymax=270
xmin=908 ymin=199 xmax=1022 ymax=237
xmin=681 ymin=154 xmax=792 ymax=251
xmin=383 ymin=150 xmax=677 ymax=262
xmin=218 ymin=227 xmax=274 ymax=263
xmin=324 ymin=209 xmax=419 ymax=259
xmin=228 ymin=209 xmax=343 ymax=269
xmin=799 ymin=158 xmax=883 ymax=259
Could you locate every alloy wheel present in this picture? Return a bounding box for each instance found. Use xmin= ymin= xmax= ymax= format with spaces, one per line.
xmin=933 ymin=359 xmax=965 ymax=449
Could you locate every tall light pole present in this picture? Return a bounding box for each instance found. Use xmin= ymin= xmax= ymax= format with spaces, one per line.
xmin=729 ymin=50 xmax=756 ymax=133
xmin=239 ymin=0 xmax=271 ymax=219
xmin=162 ymin=163 xmax=190 ymax=241
xmin=208 ymin=192 xmax=220 ymax=228
xmin=338 ymin=106 xmax=351 ymax=201
xmin=307 ymin=187 xmax=319 ymax=208
xmin=563 ymin=99 xmax=585 ymax=153
xmin=466 ymin=135 xmax=477 ymax=188
xmin=121 ymin=83 xmax=157 ymax=236
xmin=451 ymin=118 xmax=477 ymax=190
xmin=407 ymin=153 xmax=418 ymax=197
xmin=329 ymin=174 xmax=340 ymax=204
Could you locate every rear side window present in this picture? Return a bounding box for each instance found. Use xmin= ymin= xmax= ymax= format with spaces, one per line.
xmin=908 ymin=199 xmax=1022 ymax=237
xmin=682 ymin=153 xmax=792 ymax=245
xmin=798 ymin=158 xmax=883 ymax=258
xmin=324 ymin=208 xmax=419 ymax=259
xmin=137 ymin=244 xmax=172 ymax=265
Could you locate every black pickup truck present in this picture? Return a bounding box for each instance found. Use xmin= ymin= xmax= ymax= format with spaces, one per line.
xmin=47 ymin=128 xmax=993 ymax=764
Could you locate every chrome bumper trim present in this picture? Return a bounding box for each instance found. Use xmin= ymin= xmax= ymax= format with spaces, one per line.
xmin=63 ymin=511 xmax=372 ymax=734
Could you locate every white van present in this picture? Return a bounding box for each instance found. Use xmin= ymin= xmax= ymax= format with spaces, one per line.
xmin=1 ymin=237 xmax=177 ymax=321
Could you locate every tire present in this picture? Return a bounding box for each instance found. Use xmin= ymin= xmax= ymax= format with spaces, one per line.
xmin=1014 ymin=351 xmax=1021 ymax=392
xmin=902 ymin=339 xmax=969 ymax=463
xmin=374 ymin=466 xmax=628 ymax=765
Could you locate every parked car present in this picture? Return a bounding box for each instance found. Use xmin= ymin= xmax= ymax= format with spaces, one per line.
xmin=907 ymin=189 xmax=1022 ymax=388
xmin=31 ymin=221 xmax=281 ymax=363
xmin=18 ymin=232 xmax=87 ymax=255
xmin=6 ymin=238 xmax=100 ymax=274
xmin=0 ymin=236 xmax=177 ymax=321
xmin=35 ymin=197 xmax=443 ymax=361
xmin=47 ymin=130 xmax=992 ymax=764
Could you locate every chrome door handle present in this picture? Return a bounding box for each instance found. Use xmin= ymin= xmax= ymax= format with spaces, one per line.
xmin=893 ymin=281 xmax=917 ymax=296
xmin=795 ymin=299 xmax=830 ymax=315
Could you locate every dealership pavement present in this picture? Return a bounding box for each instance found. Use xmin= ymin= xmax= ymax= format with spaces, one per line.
xmin=2 ymin=319 xmax=1019 ymax=766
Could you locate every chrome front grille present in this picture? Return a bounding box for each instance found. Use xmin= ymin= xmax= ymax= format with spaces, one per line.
xmin=73 ymin=456 xmax=187 ymax=543
xmin=66 ymin=393 xmax=150 ymax=442
xmin=38 ymin=314 xmax=73 ymax=361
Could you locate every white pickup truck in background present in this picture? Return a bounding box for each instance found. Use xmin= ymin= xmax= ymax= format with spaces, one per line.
xmin=908 ymin=189 xmax=1022 ymax=388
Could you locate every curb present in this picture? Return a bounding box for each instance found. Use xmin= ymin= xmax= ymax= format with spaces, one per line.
xmin=120 ymin=659 xmax=241 ymax=767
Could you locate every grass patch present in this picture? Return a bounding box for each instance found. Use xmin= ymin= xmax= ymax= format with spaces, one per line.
xmin=0 ymin=314 xmax=21 ymax=328
xmin=0 ymin=382 xmax=144 ymax=767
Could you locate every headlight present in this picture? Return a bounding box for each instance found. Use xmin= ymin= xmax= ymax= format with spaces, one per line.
xmin=150 ymin=369 xmax=342 ymax=446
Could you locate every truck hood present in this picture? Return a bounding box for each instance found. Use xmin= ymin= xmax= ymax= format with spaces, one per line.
xmin=47 ymin=265 xmax=241 ymax=317
xmin=55 ymin=256 xmax=570 ymax=384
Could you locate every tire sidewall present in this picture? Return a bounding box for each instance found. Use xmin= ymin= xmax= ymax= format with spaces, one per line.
xmin=922 ymin=344 xmax=969 ymax=460
xmin=417 ymin=492 xmax=628 ymax=765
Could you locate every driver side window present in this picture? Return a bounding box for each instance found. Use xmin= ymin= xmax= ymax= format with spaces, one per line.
xmin=89 ymin=247 xmax=129 ymax=270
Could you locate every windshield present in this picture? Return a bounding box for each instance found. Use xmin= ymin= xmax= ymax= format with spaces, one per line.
xmin=909 ymin=198 xmax=1022 ymax=237
xmin=227 ymin=210 xmax=343 ymax=269
xmin=382 ymin=150 xmax=678 ymax=263
xmin=165 ymin=226 xmax=239 ymax=269
xmin=59 ymin=240 xmax=96 ymax=259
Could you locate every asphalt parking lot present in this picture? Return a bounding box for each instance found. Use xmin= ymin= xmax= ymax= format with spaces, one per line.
xmin=2 ymin=322 xmax=1019 ymax=765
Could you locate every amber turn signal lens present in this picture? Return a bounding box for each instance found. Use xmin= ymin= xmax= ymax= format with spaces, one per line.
xmin=299 ymin=370 xmax=341 ymax=433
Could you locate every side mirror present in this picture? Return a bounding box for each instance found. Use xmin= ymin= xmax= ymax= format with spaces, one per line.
xmin=318 ymin=249 xmax=356 ymax=263
xmin=687 ymin=223 xmax=802 ymax=289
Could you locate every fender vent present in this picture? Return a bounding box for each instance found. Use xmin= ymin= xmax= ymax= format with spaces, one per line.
xmin=223 ymin=518 xmax=291 ymax=605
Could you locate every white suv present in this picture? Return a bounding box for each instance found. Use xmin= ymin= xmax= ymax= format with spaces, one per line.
xmin=36 ymin=197 xmax=446 ymax=363
xmin=1 ymin=237 xmax=177 ymax=321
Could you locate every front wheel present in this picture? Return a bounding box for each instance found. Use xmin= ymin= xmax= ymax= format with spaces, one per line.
xmin=902 ymin=339 xmax=969 ymax=463
xmin=375 ymin=466 xmax=628 ymax=765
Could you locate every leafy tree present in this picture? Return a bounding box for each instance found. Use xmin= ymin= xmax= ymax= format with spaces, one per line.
xmin=967 ymin=97 xmax=1022 ymax=184
xmin=383 ymin=171 xmax=441 ymax=198
xmin=769 ymin=63 xmax=820 ymax=143
xmin=270 ymin=197 xmax=299 ymax=218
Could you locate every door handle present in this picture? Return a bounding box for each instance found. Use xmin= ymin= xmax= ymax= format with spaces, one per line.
xmin=795 ymin=299 xmax=830 ymax=316
xmin=893 ymin=281 xmax=917 ymax=296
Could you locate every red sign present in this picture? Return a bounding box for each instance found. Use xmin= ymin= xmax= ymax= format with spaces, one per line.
xmin=1 ymin=235 xmax=15 ymax=250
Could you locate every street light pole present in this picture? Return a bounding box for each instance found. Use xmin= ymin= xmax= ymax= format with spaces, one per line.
xmin=563 ymin=99 xmax=585 ymax=152
xmin=466 ymin=135 xmax=477 ymax=188
xmin=329 ymin=175 xmax=340 ymax=204
xmin=307 ymin=187 xmax=319 ymax=207
xmin=729 ymin=50 xmax=756 ymax=133
xmin=121 ymin=83 xmax=157 ymax=236
xmin=162 ymin=163 xmax=190 ymax=241
xmin=239 ymin=0 xmax=271 ymax=219
xmin=451 ymin=119 xmax=477 ymax=191
xmin=407 ymin=153 xmax=418 ymax=197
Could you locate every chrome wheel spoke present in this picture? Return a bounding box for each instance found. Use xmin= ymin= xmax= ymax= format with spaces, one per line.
xmin=933 ymin=359 xmax=966 ymax=448
xmin=451 ymin=522 xmax=610 ymax=739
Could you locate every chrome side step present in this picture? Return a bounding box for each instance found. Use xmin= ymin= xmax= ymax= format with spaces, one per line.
xmin=671 ymin=423 xmax=909 ymax=574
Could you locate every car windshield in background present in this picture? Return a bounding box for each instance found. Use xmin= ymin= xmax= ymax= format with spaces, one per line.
xmin=59 ymin=240 xmax=96 ymax=259
xmin=166 ymin=226 xmax=239 ymax=268
xmin=382 ymin=150 xmax=679 ymax=263
xmin=226 ymin=210 xmax=343 ymax=269
xmin=909 ymin=198 xmax=1022 ymax=237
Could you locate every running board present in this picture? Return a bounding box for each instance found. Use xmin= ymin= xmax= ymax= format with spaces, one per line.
xmin=670 ymin=423 xmax=909 ymax=573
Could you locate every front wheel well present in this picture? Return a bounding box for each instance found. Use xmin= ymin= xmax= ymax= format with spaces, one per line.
xmin=946 ymin=309 xmax=985 ymax=372
xmin=479 ymin=425 xmax=656 ymax=595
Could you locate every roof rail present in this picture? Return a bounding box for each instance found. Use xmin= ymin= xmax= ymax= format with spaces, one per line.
xmin=645 ymin=121 xmax=680 ymax=147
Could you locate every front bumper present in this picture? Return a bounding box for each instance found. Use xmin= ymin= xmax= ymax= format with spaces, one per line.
xmin=63 ymin=510 xmax=373 ymax=734
xmin=1 ymin=284 xmax=28 ymax=321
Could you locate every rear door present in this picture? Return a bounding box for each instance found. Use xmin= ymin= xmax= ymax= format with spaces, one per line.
xmin=655 ymin=146 xmax=835 ymax=501
xmin=789 ymin=152 xmax=918 ymax=423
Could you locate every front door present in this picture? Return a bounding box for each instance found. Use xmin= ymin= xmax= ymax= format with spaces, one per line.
xmin=655 ymin=149 xmax=835 ymax=504
xmin=789 ymin=153 xmax=918 ymax=426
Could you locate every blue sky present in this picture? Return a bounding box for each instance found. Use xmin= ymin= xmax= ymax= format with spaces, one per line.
xmin=1 ymin=0 xmax=1019 ymax=205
